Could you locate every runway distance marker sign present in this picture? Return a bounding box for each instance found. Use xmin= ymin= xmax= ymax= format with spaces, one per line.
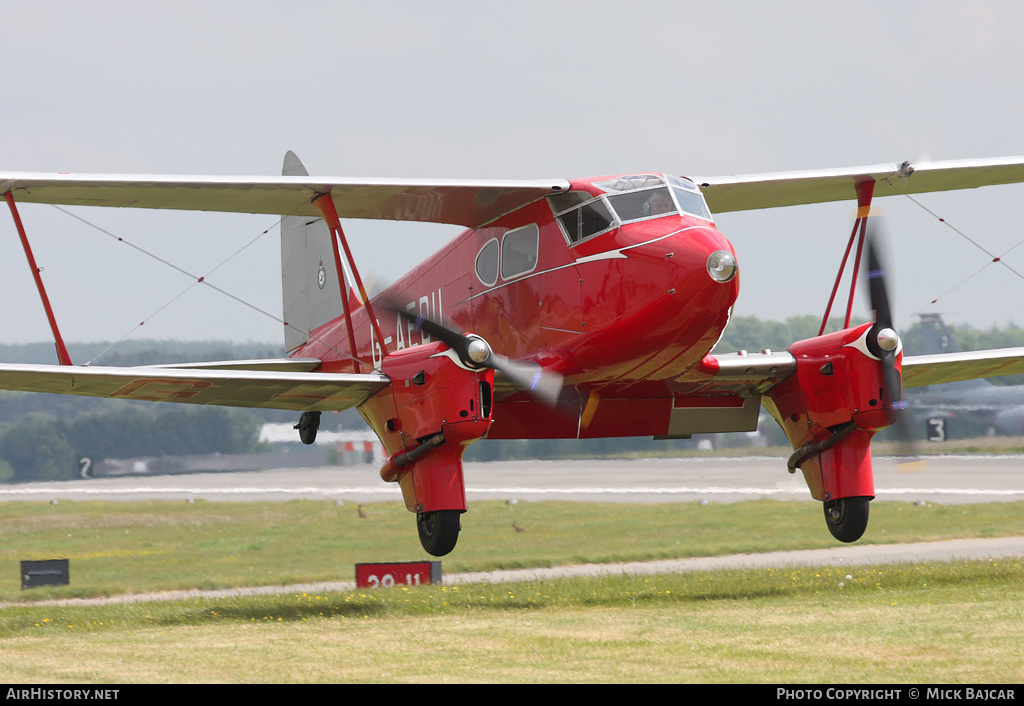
xmin=355 ymin=561 xmax=442 ymax=588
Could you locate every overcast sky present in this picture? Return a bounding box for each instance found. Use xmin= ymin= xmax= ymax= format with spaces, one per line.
xmin=3 ymin=1 xmax=1024 ymax=356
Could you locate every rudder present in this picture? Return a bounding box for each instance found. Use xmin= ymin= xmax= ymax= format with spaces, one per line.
xmin=281 ymin=151 xmax=345 ymax=352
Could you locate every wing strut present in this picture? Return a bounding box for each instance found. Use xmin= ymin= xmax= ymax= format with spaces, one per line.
xmin=818 ymin=180 xmax=875 ymax=335
xmin=311 ymin=193 xmax=389 ymax=369
xmin=3 ymin=191 xmax=73 ymax=365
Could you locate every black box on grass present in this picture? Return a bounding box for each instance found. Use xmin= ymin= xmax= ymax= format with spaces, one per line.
xmin=21 ymin=559 xmax=69 ymax=589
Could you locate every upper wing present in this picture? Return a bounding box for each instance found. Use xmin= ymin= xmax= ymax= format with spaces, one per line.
xmin=0 ymin=361 xmax=390 ymax=412
xmin=696 ymin=156 xmax=1024 ymax=213
xmin=902 ymin=348 xmax=1024 ymax=388
xmin=0 ymin=171 xmax=570 ymax=230
xmin=7 ymin=155 xmax=1024 ymax=225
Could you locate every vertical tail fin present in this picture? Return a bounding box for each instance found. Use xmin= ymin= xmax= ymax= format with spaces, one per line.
xmin=280 ymin=151 xmax=344 ymax=352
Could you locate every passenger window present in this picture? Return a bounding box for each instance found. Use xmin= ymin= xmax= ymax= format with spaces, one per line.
xmin=500 ymin=225 xmax=539 ymax=279
xmin=475 ymin=238 xmax=499 ymax=286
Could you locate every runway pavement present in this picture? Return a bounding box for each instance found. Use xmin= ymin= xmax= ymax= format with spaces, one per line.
xmin=1 ymin=454 xmax=1022 ymax=505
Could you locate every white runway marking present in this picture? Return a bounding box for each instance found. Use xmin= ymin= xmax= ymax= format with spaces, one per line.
xmin=0 ymin=486 xmax=396 ymax=496
xmin=2 ymin=486 xmax=1023 ymax=497
xmin=1 ymin=456 xmax=1020 ymax=504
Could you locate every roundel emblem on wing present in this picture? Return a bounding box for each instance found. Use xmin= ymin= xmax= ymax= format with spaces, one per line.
xmin=317 ymin=257 xmax=326 ymax=290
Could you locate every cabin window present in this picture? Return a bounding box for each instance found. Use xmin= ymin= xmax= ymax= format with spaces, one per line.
xmin=475 ymin=238 xmax=499 ymax=286
xmin=500 ymin=224 xmax=539 ymax=279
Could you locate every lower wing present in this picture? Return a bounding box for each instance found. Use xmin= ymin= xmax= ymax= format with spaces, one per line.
xmin=0 ymin=345 xmax=1020 ymax=419
xmin=0 ymin=359 xmax=389 ymax=412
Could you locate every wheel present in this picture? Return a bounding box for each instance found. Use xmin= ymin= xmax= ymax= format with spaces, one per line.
xmin=823 ymin=496 xmax=870 ymax=543
xmin=295 ymin=411 xmax=321 ymax=445
xmin=417 ymin=510 xmax=461 ymax=556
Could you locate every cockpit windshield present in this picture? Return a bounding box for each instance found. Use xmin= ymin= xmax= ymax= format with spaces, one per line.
xmin=549 ymin=174 xmax=713 ymax=245
xmin=595 ymin=174 xmax=713 ymax=224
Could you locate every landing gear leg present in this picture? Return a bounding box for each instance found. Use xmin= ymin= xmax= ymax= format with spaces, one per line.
xmin=294 ymin=411 xmax=321 ymax=445
xmin=823 ymin=496 xmax=870 ymax=543
xmin=417 ymin=510 xmax=461 ymax=557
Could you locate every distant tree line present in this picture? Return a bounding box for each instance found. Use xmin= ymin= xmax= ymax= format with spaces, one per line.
xmin=0 ymin=340 xmax=284 ymax=367
xmin=0 ymin=340 xmax=281 ymax=482
xmin=0 ymin=406 xmax=265 ymax=482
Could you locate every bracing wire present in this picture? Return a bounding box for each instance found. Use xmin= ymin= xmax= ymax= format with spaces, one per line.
xmin=900 ymin=194 xmax=1024 ymax=328
xmin=48 ymin=203 xmax=356 ymax=366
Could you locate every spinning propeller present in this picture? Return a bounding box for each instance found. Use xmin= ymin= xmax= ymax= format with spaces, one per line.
xmin=864 ymin=227 xmax=915 ymax=454
xmin=395 ymin=309 xmax=564 ymax=405
xmin=865 ymin=231 xmax=904 ymax=412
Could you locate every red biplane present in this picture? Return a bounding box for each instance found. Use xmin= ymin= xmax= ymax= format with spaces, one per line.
xmin=4 ymin=153 xmax=1024 ymax=555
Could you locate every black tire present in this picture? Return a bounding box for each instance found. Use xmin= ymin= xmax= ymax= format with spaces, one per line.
xmin=823 ymin=496 xmax=870 ymax=543
xmin=298 ymin=425 xmax=318 ymax=445
xmin=417 ymin=510 xmax=461 ymax=556
xmin=296 ymin=411 xmax=321 ymax=445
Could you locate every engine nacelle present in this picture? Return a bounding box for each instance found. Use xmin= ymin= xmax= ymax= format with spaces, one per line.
xmin=358 ymin=340 xmax=494 ymax=514
xmin=764 ymin=322 xmax=902 ymax=503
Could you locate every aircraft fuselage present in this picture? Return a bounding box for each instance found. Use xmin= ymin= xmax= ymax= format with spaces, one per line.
xmin=295 ymin=174 xmax=742 ymax=439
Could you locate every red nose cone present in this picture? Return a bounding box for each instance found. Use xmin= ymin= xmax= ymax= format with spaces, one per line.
xmin=568 ymin=222 xmax=739 ymax=384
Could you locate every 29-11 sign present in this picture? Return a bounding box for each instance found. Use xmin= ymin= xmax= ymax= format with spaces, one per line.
xmin=355 ymin=561 xmax=442 ymax=588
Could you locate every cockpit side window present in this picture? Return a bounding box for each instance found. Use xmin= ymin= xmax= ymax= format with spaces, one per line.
xmin=557 ymin=200 xmax=615 ymax=244
xmin=547 ymin=191 xmax=616 ymax=245
xmin=667 ymin=175 xmax=713 ymax=221
xmin=672 ymin=187 xmax=712 ymax=221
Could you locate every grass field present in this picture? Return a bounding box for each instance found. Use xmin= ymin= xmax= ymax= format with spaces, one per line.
xmin=1 ymin=497 xmax=1022 ymax=682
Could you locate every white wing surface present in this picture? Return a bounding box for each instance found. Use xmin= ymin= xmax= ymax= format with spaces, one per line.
xmin=0 ymin=171 xmax=570 ymax=230
xmin=696 ymin=156 xmax=1024 ymax=213
xmin=902 ymin=349 xmax=1024 ymax=388
xmin=6 ymin=156 xmax=1023 ymax=225
xmin=0 ymin=362 xmax=389 ymax=412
